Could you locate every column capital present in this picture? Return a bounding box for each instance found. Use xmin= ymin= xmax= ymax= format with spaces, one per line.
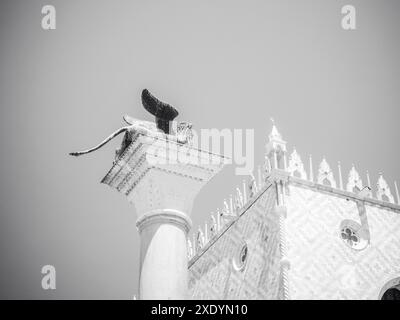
xmin=136 ymin=209 xmax=192 ymax=234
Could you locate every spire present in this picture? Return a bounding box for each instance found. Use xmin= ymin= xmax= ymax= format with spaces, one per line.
xmin=265 ymin=118 xmax=287 ymax=171
xmin=309 ymin=155 xmax=314 ymax=182
xmin=269 ymin=118 xmax=283 ymax=142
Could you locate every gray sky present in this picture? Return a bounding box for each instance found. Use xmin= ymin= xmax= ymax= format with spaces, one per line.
xmin=0 ymin=0 xmax=399 ymax=299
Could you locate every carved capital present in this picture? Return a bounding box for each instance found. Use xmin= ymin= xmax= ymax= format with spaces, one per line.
xmin=136 ymin=209 xmax=192 ymax=234
xmin=102 ymin=132 xmax=225 ymax=219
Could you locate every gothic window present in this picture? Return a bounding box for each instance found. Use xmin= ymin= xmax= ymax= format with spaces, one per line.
xmin=379 ymin=278 xmax=400 ymax=300
xmin=381 ymin=288 xmax=400 ymax=300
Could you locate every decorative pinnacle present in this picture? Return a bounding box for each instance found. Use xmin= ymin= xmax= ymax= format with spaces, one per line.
xmin=269 ymin=117 xmax=283 ymax=141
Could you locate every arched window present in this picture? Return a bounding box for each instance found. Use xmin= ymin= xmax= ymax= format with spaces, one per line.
xmin=379 ymin=277 xmax=400 ymax=300
xmin=381 ymin=288 xmax=400 ymax=300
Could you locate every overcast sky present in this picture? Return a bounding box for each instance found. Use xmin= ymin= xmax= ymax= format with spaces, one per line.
xmin=0 ymin=0 xmax=399 ymax=299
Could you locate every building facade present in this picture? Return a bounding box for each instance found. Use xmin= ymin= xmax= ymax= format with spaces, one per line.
xmin=188 ymin=124 xmax=400 ymax=300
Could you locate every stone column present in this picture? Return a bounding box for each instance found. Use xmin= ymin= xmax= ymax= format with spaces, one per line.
xmin=101 ymin=132 xmax=225 ymax=300
xmin=136 ymin=210 xmax=191 ymax=299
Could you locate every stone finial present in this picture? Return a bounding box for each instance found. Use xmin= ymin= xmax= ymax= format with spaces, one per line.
xmin=219 ymin=197 xmax=237 ymax=223
xmin=366 ymin=170 xmax=372 ymax=188
xmin=394 ymin=181 xmax=400 ymax=205
xmin=376 ymin=173 xmax=394 ymax=203
xmin=196 ymin=228 xmax=205 ymax=250
xmin=209 ymin=215 xmax=217 ymax=238
xmin=309 ymin=155 xmax=314 ymax=182
xmin=242 ymin=179 xmax=247 ymax=204
xmin=317 ymin=158 xmax=337 ymax=188
xmin=337 ymin=161 xmax=344 ymax=190
xmin=217 ymin=208 xmax=229 ymax=229
xmin=229 ymin=195 xmax=234 ymax=215
xmin=269 ymin=118 xmax=283 ymax=142
xmin=287 ymin=148 xmax=307 ymax=180
xmin=216 ymin=208 xmax=222 ymax=230
xmin=249 ymin=173 xmax=259 ymax=198
xmin=346 ymin=165 xmax=363 ymax=193
xmin=235 ymin=187 xmax=244 ymax=213
xmin=222 ymin=199 xmax=230 ymax=216
xmin=258 ymin=165 xmax=263 ymax=189
xmin=204 ymin=222 xmax=209 ymax=243
xmin=187 ymin=239 xmax=193 ymax=259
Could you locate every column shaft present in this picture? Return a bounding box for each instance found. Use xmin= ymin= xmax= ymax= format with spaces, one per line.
xmin=137 ymin=210 xmax=191 ymax=300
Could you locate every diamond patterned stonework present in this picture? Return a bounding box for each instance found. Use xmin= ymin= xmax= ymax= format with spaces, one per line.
xmin=189 ymin=184 xmax=283 ymax=299
xmin=189 ymin=176 xmax=400 ymax=299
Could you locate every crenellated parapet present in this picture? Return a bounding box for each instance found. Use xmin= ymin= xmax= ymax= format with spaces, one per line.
xmin=187 ymin=168 xmax=273 ymax=260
